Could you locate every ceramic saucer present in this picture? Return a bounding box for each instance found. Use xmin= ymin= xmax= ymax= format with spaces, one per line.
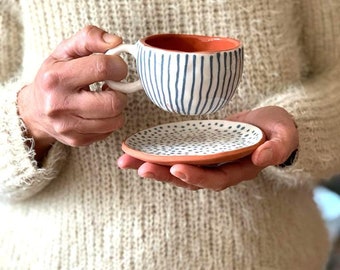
xmin=122 ymin=120 xmax=265 ymax=166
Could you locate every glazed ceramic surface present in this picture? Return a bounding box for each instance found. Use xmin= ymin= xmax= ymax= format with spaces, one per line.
xmin=106 ymin=34 xmax=243 ymax=115
xmin=122 ymin=120 xmax=265 ymax=166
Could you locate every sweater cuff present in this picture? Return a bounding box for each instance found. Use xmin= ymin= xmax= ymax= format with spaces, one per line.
xmin=0 ymin=80 xmax=70 ymax=201
xmin=278 ymin=149 xmax=298 ymax=168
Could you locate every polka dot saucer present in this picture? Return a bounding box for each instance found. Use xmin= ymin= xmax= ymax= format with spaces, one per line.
xmin=122 ymin=120 xmax=265 ymax=166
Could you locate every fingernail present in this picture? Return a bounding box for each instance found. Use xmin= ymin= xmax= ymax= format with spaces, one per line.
xmin=116 ymin=157 xmax=126 ymax=169
xmin=170 ymin=168 xmax=186 ymax=181
xmin=103 ymin=32 xmax=117 ymax=43
xmin=258 ymin=148 xmax=273 ymax=166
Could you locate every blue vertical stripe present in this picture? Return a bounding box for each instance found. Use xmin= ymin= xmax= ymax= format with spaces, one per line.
xmin=234 ymin=47 xmax=244 ymax=90
xmin=180 ymin=54 xmax=189 ymax=114
xmin=167 ymin=55 xmax=176 ymax=113
xmin=152 ymin=52 xmax=163 ymax=108
xmin=206 ymin=52 xmax=221 ymax=113
xmin=224 ymin=50 xmax=234 ymax=102
xmin=141 ymin=50 xmax=149 ymax=97
xmin=228 ymin=48 xmax=241 ymax=101
xmin=187 ymin=55 xmax=196 ymax=115
xmin=233 ymin=48 xmax=244 ymax=94
xmin=159 ymin=54 xmax=167 ymax=109
xmin=174 ymin=54 xmax=181 ymax=113
xmin=215 ymin=52 xmax=228 ymax=111
xmin=226 ymin=50 xmax=238 ymax=102
xmin=198 ymin=55 xmax=214 ymax=114
xmin=194 ymin=56 xmax=205 ymax=115
xmin=145 ymin=50 xmax=158 ymax=102
xmin=148 ymin=51 xmax=159 ymax=105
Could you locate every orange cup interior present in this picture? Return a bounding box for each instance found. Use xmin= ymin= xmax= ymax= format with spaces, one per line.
xmin=142 ymin=34 xmax=241 ymax=53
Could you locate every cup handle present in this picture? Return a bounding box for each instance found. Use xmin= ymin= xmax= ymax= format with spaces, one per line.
xmin=105 ymin=44 xmax=142 ymax=93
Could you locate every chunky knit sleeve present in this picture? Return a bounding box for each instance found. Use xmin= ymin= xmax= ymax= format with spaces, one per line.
xmin=0 ymin=2 xmax=70 ymax=201
xmin=259 ymin=0 xmax=340 ymax=188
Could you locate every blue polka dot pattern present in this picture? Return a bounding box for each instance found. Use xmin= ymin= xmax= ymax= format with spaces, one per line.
xmin=124 ymin=120 xmax=263 ymax=156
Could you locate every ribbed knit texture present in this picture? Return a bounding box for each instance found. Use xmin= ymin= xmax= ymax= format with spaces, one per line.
xmin=0 ymin=0 xmax=339 ymax=269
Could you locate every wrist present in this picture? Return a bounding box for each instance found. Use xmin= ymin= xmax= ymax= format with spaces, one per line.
xmin=17 ymin=84 xmax=56 ymax=163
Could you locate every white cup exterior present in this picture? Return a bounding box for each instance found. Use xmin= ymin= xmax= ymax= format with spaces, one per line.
xmin=106 ymin=36 xmax=243 ymax=115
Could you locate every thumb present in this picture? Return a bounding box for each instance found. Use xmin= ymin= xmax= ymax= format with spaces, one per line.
xmin=227 ymin=107 xmax=298 ymax=167
xmin=252 ymin=139 xmax=286 ymax=167
xmin=51 ymin=25 xmax=122 ymax=60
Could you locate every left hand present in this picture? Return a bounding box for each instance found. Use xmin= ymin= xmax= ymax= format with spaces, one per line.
xmin=117 ymin=106 xmax=299 ymax=191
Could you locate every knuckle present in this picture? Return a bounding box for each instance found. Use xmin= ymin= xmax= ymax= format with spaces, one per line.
xmin=40 ymin=93 xmax=59 ymax=117
xmin=78 ymin=25 xmax=102 ymax=54
xmin=56 ymin=130 xmax=90 ymax=148
xmin=101 ymin=93 xmax=127 ymax=116
xmin=110 ymin=93 xmax=127 ymax=113
xmin=43 ymin=100 xmax=57 ymax=117
xmin=37 ymin=69 xmax=68 ymax=117
xmin=93 ymin=56 xmax=110 ymax=79
xmin=43 ymin=92 xmax=67 ymax=117
xmin=82 ymin=25 xmax=99 ymax=39
xmin=53 ymin=121 xmax=68 ymax=135
xmin=67 ymin=135 xmax=107 ymax=147
xmin=67 ymin=138 xmax=88 ymax=147
xmin=39 ymin=70 xmax=61 ymax=91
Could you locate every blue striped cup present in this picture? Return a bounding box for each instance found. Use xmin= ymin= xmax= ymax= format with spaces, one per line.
xmin=106 ymin=34 xmax=243 ymax=115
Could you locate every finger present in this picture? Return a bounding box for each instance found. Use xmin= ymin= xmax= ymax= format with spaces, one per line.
xmin=252 ymin=133 xmax=295 ymax=167
xmin=57 ymin=131 xmax=113 ymax=147
xmin=47 ymin=90 xmax=127 ymax=119
xmin=117 ymin=154 xmax=146 ymax=169
xmin=52 ymin=113 xmax=125 ymax=135
xmin=251 ymin=115 xmax=298 ymax=167
xmin=54 ymin=54 xmax=128 ymax=88
xmin=74 ymin=90 xmax=127 ymax=118
xmin=138 ymin=163 xmax=200 ymax=190
xmin=51 ymin=25 xmax=122 ymax=60
xmin=170 ymin=158 xmax=262 ymax=191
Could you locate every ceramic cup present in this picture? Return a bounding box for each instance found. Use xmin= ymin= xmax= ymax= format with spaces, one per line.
xmin=105 ymin=33 xmax=243 ymax=115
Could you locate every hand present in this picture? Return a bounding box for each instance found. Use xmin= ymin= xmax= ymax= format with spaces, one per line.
xmin=17 ymin=25 xmax=128 ymax=161
xmin=117 ymin=106 xmax=299 ymax=191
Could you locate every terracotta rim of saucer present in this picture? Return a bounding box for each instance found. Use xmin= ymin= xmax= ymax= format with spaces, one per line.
xmin=121 ymin=120 xmax=265 ymax=166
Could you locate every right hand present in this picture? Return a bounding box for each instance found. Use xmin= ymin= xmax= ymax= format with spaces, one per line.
xmin=17 ymin=25 xmax=128 ymax=161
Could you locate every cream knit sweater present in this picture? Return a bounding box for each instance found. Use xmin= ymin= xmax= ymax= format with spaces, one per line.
xmin=1 ymin=0 xmax=340 ymax=269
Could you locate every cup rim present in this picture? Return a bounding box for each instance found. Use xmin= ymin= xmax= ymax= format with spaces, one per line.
xmin=139 ymin=33 xmax=242 ymax=53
